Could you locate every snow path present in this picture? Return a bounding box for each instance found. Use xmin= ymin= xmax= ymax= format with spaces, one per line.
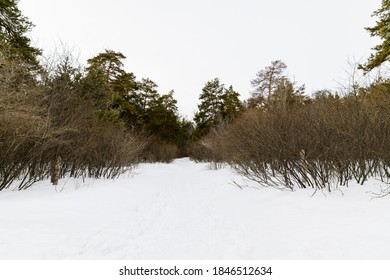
xmin=0 ymin=158 xmax=390 ymax=259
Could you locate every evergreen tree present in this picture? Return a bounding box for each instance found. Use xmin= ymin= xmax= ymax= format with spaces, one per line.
xmin=194 ymin=78 xmax=225 ymax=137
xmin=121 ymin=77 xmax=160 ymax=129
xmin=194 ymin=79 xmax=243 ymax=138
xmin=86 ymin=50 xmax=135 ymax=89
xmin=83 ymin=50 xmax=138 ymax=124
xmin=144 ymin=91 xmax=180 ymax=143
xmin=0 ymin=0 xmax=41 ymax=66
xmin=359 ymin=0 xmax=390 ymax=72
xmin=221 ymin=85 xmax=243 ymax=122
xmin=83 ymin=50 xmax=192 ymax=158
xmin=136 ymin=78 xmax=160 ymax=112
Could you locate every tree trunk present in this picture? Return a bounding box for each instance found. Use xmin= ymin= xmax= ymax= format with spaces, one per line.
xmin=300 ymin=149 xmax=308 ymax=186
xmin=50 ymin=156 xmax=61 ymax=186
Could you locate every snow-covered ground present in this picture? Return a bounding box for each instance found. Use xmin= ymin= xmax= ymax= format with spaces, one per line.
xmin=0 ymin=158 xmax=389 ymax=260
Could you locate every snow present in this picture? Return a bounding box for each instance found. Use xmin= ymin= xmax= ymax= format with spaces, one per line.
xmin=0 ymin=158 xmax=390 ymax=260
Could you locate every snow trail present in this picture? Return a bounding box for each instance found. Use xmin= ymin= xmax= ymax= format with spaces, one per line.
xmin=0 ymin=158 xmax=390 ymax=259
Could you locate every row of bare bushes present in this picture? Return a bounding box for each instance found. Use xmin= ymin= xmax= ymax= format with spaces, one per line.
xmin=191 ymin=82 xmax=390 ymax=191
xmin=142 ymin=138 xmax=180 ymax=163
xmin=0 ymin=55 xmax=145 ymax=191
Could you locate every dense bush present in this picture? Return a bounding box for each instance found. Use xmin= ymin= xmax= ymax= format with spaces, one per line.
xmin=0 ymin=53 xmax=146 ymax=190
xmin=141 ymin=137 xmax=179 ymax=163
xmin=191 ymin=81 xmax=390 ymax=191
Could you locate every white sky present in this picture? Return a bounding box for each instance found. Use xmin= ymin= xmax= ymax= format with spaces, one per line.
xmin=19 ymin=0 xmax=382 ymax=118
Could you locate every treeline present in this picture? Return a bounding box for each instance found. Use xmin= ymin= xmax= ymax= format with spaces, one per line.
xmin=190 ymin=0 xmax=390 ymax=192
xmin=1 ymin=0 xmax=390 ymax=192
xmin=0 ymin=1 xmax=195 ymax=190
xmin=0 ymin=43 xmax=200 ymax=190
xmin=0 ymin=51 xmax=149 ymax=190
xmin=191 ymin=61 xmax=390 ymax=191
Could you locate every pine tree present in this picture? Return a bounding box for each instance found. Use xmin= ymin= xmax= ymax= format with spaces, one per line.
xmin=250 ymin=60 xmax=287 ymax=109
xmin=359 ymin=0 xmax=390 ymax=72
xmin=86 ymin=50 xmax=129 ymax=85
xmin=83 ymin=50 xmax=139 ymax=124
xmin=0 ymin=0 xmax=41 ymax=66
xmin=221 ymin=85 xmax=243 ymax=122
xmin=83 ymin=50 xmax=191 ymax=157
xmin=136 ymin=78 xmax=160 ymax=112
xmin=144 ymin=91 xmax=180 ymax=143
xmin=194 ymin=78 xmax=224 ymax=137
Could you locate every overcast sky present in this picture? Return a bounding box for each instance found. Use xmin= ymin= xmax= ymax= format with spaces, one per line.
xmin=19 ymin=0 xmax=381 ymax=117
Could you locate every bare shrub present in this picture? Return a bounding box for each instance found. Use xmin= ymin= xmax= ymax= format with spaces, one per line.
xmin=142 ymin=138 xmax=179 ymax=163
xmin=60 ymin=120 xmax=145 ymax=179
xmin=38 ymin=54 xmax=147 ymax=183
xmin=0 ymin=51 xmax=147 ymax=190
xmin=201 ymin=81 xmax=390 ymax=192
xmin=0 ymin=55 xmax=48 ymax=190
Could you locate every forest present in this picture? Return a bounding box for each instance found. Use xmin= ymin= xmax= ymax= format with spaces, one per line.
xmin=1 ymin=0 xmax=389 ymax=193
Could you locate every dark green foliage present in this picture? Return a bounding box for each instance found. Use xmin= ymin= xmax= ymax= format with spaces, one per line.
xmin=141 ymin=89 xmax=192 ymax=158
xmin=0 ymin=0 xmax=41 ymax=66
xmin=359 ymin=0 xmax=390 ymax=72
xmin=82 ymin=50 xmax=192 ymax=160
xmin=221 ymin=85 xmax=244 ymax=122
xmin=82 ymin=50 xmax=139 ymax=125
xmin=194 ymin=78 xmax=225 ymax=137
xmin=144 ymin=92 xmax=178 ymax=140
xmin=86 ymin=49 xmax=126 ymax=82
xmin=84 ymin=50 xmax=137 ymax=99
xmin=194 ymin=78 xmax=243 ymax=138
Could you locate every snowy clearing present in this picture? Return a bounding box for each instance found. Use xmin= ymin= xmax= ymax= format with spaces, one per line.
xmin=0 ymin=158 xmax=390 ymax=260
